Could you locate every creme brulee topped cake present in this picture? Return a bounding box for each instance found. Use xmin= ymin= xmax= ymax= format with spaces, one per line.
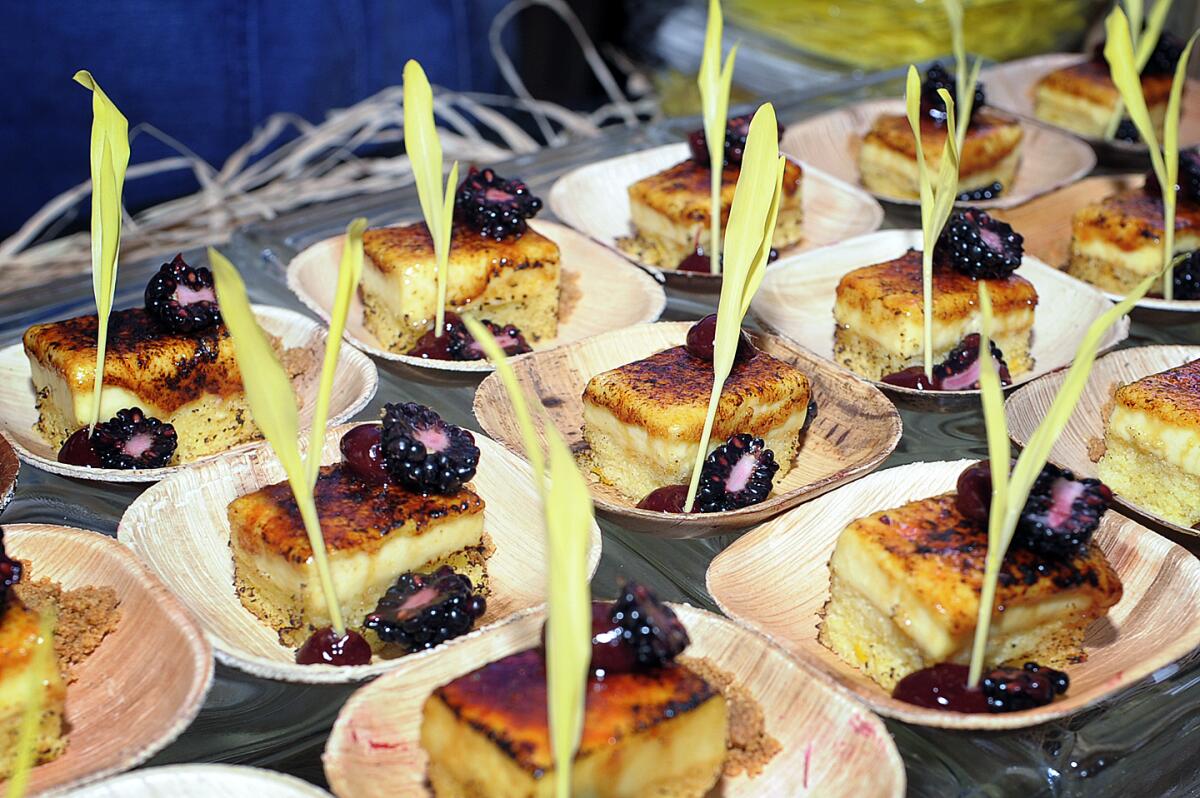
xmin=359 ymin=167 xmax=559 ymax=359
xmin=859 ymin=64 xmax=1023 ymax=202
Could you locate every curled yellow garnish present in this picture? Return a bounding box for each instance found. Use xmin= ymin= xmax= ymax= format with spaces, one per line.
xmin=697 ymin=0 xmax=738 ymax=275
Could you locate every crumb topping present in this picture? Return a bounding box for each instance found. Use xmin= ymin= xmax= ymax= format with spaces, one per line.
xmin=14 ymin=563 xmax=121 ymax=681
xmin=681 ymin=655 xmax=781 ymax=778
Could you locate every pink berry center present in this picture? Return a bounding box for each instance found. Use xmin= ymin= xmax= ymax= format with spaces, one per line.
xmin=484 ymin=187 xmax=514 ymax=203
xmin=123 ymin=431 xmax=156 ymax=458
xmin=176 ymin=283 xmax=216 ymax=305
xmin=726 ymin=453 xmax=758 ymax=494
xmin=413 ymin=426 xmax=449 ymax=453
xmin=979 ymin=227 xmax=1003 ymax=252
xmin=399 ymin=585 xmax=439 ymax=614
xmin=1047 ymin=479 xmax=1086 ymax=528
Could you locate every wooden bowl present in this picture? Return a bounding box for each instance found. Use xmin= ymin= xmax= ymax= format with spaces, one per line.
xmin=750 ymin=229 xmax=1128 ymax=410
xmin=780 ymin=97 xmax=1096 ymax=211
xmin=472 ymin=322 xmax=902 ymax=538
xmin=993 ymin=174 xmax=1200 ymax=313
xmin=322 ymin=604 xmax=906 ymax=798
xmin=117 ymin=424 xmax=603 ymax=684
xmin=0 ymin=435 xmax=16 ymax=513
xmin=1006 ymin=344 xmax=1200 ymax=539
xmin=984 ymin=53 xmax=1200 ymax=166
xmin=0 ymin=306 xmax=378 ymax=483
xmin=286 ymin=219 xmax=666 ymax=372
xmin=546 ymin=142 xmax=885 ymax=289
xmin=707 ymin=459 xmax=1200 ymax=730
xmin=1 ymin=524 xmax=212 ymax=794
xmin=67 ymin=765 xmax=332 ymax=797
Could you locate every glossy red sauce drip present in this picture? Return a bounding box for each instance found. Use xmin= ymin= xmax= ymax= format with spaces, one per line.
xmin=295 ymin=627 xmax=372 ymax=666
xmin=891 ymin=663 xmax=989 ymax=713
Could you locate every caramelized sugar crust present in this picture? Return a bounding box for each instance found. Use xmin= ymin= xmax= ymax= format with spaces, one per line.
xmin=835 ymin=249 xmax=1038 ymax=322
xmin=863 ymin=109 xmax=1023 ymax=177
xmin=228 ymin=464 xmax=483 ymax=562
xmin=364 ymin=221 xmax=558 ymax=275
xmin=856 ymin=493 xmax=1122 ymax=637
xmin=433 ymin=648 xmax=718 ymax=773
xmin=1072 ymin=190 xmax=1200 ymax=252
xmin=629 ymin=157 xmax=803 ymax=226
xmin=23 ymin=308 xmax=241 ymax=413
xmin=583 ymin=345 xmax=810 ymax=440
xmin=1038 ymin=60 xmax=1172 ymax=107
xmin=1114 ymin=358 xmax=1200 ymax=425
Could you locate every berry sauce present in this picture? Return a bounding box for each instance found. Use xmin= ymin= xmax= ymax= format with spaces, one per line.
xmin=677 ymin=246 xmax=714 ymax=273
xmin=58 ymin=428 xmax=103 ymax=468
xmin=407 ymin=327 xmax=457 ymax=359
xmin=636 ymin=484 xmax=690 ymax=513
xmin=339 ymin=425 xmax=390 ymax=484
xmin=892 ymin=663 xmax=989 ymax=713
xmin=295 ymin=627 xmax=373 ymax=666
xmin=881 ymin=366 xmax=938 ymax=391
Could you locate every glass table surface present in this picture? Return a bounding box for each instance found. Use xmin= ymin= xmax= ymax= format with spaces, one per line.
xmin=4 ymin=80 xmax=1200 ymax=797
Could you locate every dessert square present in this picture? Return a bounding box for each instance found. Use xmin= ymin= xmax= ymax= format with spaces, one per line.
xmin=833 ymin=249 xmax=1038 ymax=381
xmin=622 ymin=157 xmax=804 ymax=269
xmin=228 ymin=463 xmax=488 ymax=647
xmin=1034 ymin=60 xmax=1171 ymax=139
xmin=581 ymin=346 xmax=810 ymax=501
xmin=360 ymin=222 xmax=561 ymax=354
xmin=23 ymin=308 xmax=258 ymax=463
xmin=818 ymin=493 xmax=1122 ymax=690
xmin=1099 ymin=358 xmax=1200 ymax=526
xmin=858 ymin=109 xmax=1024 ymax=199
xmin=1067 ymin=190 xmax=1200 ymax=295
xmin=0 ymin=598 xmax=67 ymax=779
xmin=421 ymin=648 xmax=728 ymax=797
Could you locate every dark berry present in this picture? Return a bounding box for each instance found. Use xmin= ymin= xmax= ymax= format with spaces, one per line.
xmin=1015 ymin=464 xmax=1111 ymax=559
xmin=934 ymin=208 xmax=1024 ymax=279
xmin=676 ymin=244 xmax=779 ymax=272
xmin=694 ymin=434 xmax=779 ymax=513
xmin=380 ymin=403 xmax=479 ymax=494
xmin=0 ymin=529 xmax=22 ymax=616
xmin=339 ymin=425 xmax=389 ymax=484
xmin=541 ymin=601 xmax=642 ymax=675
xmin=933 ymin=333 xmax=1013 ymax=391
xmin=1142 ymin=33 xmax=1185 ymax=76
xmin=687 ymin=113 xmax=786 ymax=167
xmin=892 ymin=663 xmax=989 ymax=713
xmin=89 ymin=408 xmax=178 ymax=469
xmin=1172 ymin=251 xmax=1200 ymax=300
xmin=981 ymin=662 xmax=1069 ymax=712
xmin=636 ymin=484 xmax=689 ymax=513
xmin=881 ymin=366 xmax=938 ymax=390
xmin=920 ymin=62 xmax=986 ymax=125
xmin=955 ymin=460 xmax=993 ymax=525
xmin=363 ymin=566 xmax=486 ymax=653
xmin=957 ymin=181 xmax=1004 ymax=202
xmin=611 ymin=580 xmax=689 ymax=668
xmin=454 ymin=167 xmax=542 ymax=240
xmin=408 ymin=311 xmax=531 ymax=361
xmin=57 ymin=428 xmax=103 ymax=468
xmin=295 ymin=627 xmax=372 ymax=666
xmin=1145 ymin=148 xmax=1200 ymax=204
xmin=144 ymin=254 xmax=221 ymax=333
xmin=1115 ymin=118 xmax=1140 ymax=143
xmin=684 ymin=314 xmax=756 ymax=363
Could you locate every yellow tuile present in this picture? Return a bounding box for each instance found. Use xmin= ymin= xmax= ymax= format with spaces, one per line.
xmin=905 ymin=70 xmax=962 ymax=378
xmin=209 ymin=248 xmax=345 ymax=635
xmin=305 ymin=218 xmax=367 ymax=487
xmin=73 ymin=72 xmax=130 ymax=433
xmin=6 ymin=611 xmax=56 ymax=798
xmin=683 ymin=104 xmax=786 ymax=512
xmin=466 ymin=320 xmax=593 ymax=797
xmin=403 ymin=60 xmax=458 ymax=330
xmin=697 ymin=0 xmax=738 ymax=275
xmin=966 ymin=270 xmax=1163 ymax=685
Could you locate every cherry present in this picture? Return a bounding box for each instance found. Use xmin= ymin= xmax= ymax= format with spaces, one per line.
xmin=541 ymin=601 xmax=640 ymax=676
xmin=340 ymin=425 xmax=389 ymax=484
xmin=955 ymin=461 xmax=993 ymax=524
xmin=684 ymin=314 xmax=756 ymax=363
xmin=58 ymin=428 xmax=103 ymax=467
xmin=295 ymin=626 xmax=372 ymax=666
xmin=636 ymin=484 xmax=690 ymax=513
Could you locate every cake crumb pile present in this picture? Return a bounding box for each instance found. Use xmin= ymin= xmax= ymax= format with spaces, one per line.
xmin=14 ymin=564 xmax=122 ymax=681
xmin=682 ymin=656 xmax=782 ymax=778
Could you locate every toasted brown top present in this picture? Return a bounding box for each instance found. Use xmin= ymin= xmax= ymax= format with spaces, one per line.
xmin=835 ymin=249 xmax=1038 ymax=322
xmin=1071 ymin=189 xmax=1200 ymax=252
xmin=583 ymin=345 xmax=810 ymax=440
xmin=628 ymin=157 xmax=803 ymax=225
xmin=227 ymin=464 xmax=484 ymax=562
xmin=848 ymin=493 xmax=1122 ymax=636
xmin=1115 ymin=358 xmax=1200 ymax=424
xmin=0 ymin=597 xmax=49 ymax=683
xmin=432 ymin=648 xmax=721 ymax=772
xmin=1036 ymin=59 xmax=1172 ymax=108
xmin=23 ymin=308 xmax=242 ymax=413
xmin=864 ymin=109 xmax=1023 ymax=177
xmin=363 ymin=221 xmax=559 ymax=277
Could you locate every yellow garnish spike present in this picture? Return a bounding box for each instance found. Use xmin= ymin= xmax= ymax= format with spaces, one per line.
xmin=404 ymin=60 xmax=459 ymax=332
xmin=684 ymin=104 xmax=786 ymax=512
xmin=210 ymin=248 xmax=345 ymax=635
xmin=305 ymin=218 xmax=366 ymax=487
xmin=941 ymin=0 xmax=983 ymax=155
xmin=466 ymin=319 xmax=593 ymax=797
xmin=1104 ymin=8 xmax=1198 ymax=299
xmin=1103 ymin=0 xmax=1175 ymax=138
xmin=967 ymin=269 xmax=1164 ymax=685
xmin=905 ymin=67 xmax=961 ymax=379
xmin=73 ymin=71 xmax=130 ymax=432
xmin=6 ymin=611 xmax=55 ymax=798
xmin=697 ymin=0 xmax=738 ymax=275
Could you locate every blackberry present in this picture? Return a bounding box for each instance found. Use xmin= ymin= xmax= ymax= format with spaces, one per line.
xmin=1115 ymin=118 xmax=1140 ymax=143
xmin=90 ymin=408 xmax=178 ymax=469
xmin=611 ymin=580 xmax=689 ymax=668
xmin=933 ymin=333 xmax=1013 ymax=391
xmin=144 ymin=254 xmax=221 ymax=333
xmin=1145 ymin=148 xmax=1200 ymax=204
xmin=1142 ymin=33 xmax=1185 ymax=77
xmin=454 ymin=167 xmax=542 ymax=240
xmin=694 ymin=434 xmax=779 ymax=513
xmin=981 ymin=662 xmax=1069 ymax=712
xmin=0 ymin=529 xmax=21 ymax=615
xmin=1015 ymin=464 xmax=1111 ymax=559
xmin=687 ymin=113 xmax=786 ymax=167
xmin=920 ymin=62 xmax=986 ymax=125
xmin=934 ymin=208 xmax=1024 ymax=279
xmin=1172 ymin=251 xmax=1200 ymax=300
xmin=363 ymin=566 xmax=486 ymax=652
xmin=408 ymin=312 xmax=531 ymax=361
xmin=380 ymin=402 xmax=479 ymax=494
xmin=957 ymin=181 xmax=1004 ymax=202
